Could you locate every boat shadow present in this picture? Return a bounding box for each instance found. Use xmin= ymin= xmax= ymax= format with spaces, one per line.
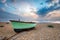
xmin=14 ymin=27 xmax=36 ymax=33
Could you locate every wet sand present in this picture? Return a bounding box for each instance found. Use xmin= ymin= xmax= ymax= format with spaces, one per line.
xmin=0 ymin=22 xmax=60 ymax=40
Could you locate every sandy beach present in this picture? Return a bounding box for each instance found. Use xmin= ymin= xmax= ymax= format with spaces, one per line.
xmin=0 ymin=22 xmax=60 ymax=40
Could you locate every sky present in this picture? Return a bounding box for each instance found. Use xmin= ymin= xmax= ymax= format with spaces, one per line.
xmin=0 ymin=0 xmax=60 ymax=22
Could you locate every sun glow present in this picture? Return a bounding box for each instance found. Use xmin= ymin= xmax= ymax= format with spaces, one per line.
xmin=18 ymin=4 xmax=38 ymax=19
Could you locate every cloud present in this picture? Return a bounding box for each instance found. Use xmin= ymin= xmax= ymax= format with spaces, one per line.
xmin=37 ymin=0 xmax=60 ymax=16
xmin=23 ymin=13 xmax=38 ymax=19
xmin=0 ymin=10 xmax=22 ymax=22
xmin=51 ymin=21 xmax=60 ymax=23
xmin=36 ymin=10 xmax=60 ymax=22
xmin=46 ymin=0 xmax=59 ymax=4
xmin=43 ymin=10 xmax=60 ymax=21
xmin=1 ymin=0 xmax=6 ymax=3
xmin=3 ymin=2 xmax=38 ymax=22
xmin=45 ymin=10 xmax=60 ymax=18
xmin=45 ymin=0 xmax=52 ymax=3
xmin=0 ymin=0 xmax=60 ymax=22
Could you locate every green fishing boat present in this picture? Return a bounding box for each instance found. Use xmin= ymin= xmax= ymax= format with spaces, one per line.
xmin=10 ymin=20 xmax=37 ymax=33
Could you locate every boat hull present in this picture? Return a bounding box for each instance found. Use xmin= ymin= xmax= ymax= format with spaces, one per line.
xmin=14 ymin=27 xmax=35 ymax=33
xmin=10 ymin=21 xmax=36 ymax=33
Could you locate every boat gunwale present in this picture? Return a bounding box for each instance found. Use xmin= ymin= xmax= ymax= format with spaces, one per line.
xmin=10 ymin=20 xmax=36 ymax=24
